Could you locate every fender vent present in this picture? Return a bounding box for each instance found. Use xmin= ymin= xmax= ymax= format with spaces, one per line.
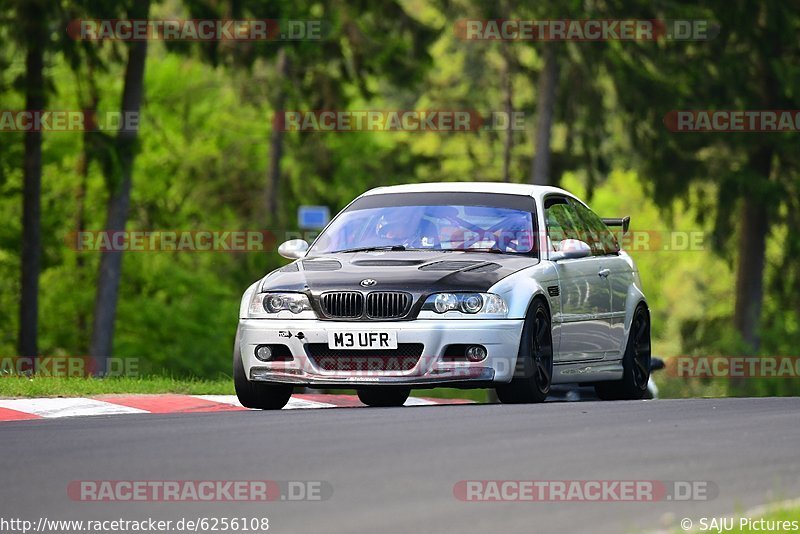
xmin=547 ymin=285 xmax=560 ymax=297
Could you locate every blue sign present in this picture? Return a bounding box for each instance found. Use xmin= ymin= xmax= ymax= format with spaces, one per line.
xmin=298 ymin=205 xmax=330 ymax=230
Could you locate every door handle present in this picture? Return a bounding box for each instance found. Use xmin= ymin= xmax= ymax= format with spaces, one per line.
xmin=598 ymin=268 xmax=610 ymax=278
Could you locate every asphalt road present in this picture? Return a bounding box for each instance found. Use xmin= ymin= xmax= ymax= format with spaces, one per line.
xmin=2 ymin=397 xmax=799 ymax=534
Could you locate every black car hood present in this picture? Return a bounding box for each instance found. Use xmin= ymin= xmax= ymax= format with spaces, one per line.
xmin=260 ymin=251 xmax=538 ymax=294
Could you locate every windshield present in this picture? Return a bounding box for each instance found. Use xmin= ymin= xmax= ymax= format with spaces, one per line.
xmin=309 ymin=193 xmax=536 ymax=255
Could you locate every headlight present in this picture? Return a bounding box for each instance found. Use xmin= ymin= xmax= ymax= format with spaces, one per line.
xmin=421 ymin=293 xmax=508 ymax=318
xmin=249 ymin=292 xmax=316 ymax=318
xmin=462 ymin=294 xmax=484 ymax=314
xmin=433 ymin=293 xmax=459 ymax=313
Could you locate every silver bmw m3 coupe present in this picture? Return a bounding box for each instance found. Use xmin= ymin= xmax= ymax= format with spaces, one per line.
xmin=234 ymin=182 xmax=651 ymax=408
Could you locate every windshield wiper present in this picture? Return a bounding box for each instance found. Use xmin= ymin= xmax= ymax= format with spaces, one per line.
xmin=333 ymin=245 xmax=407 ymax=253
xmin=460 ymin=247 xmax=510 ymax=254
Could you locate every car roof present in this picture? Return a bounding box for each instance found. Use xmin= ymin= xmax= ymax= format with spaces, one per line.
xmin=359 ymin=182 xmax=578 ymax=202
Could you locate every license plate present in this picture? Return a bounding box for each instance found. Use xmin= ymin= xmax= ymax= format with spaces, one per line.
xmin=327 ymin=331 xmax=398 ymax=350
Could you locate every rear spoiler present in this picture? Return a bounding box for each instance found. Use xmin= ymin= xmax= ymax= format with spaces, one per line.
xmin=602 ymin=216 xmax=630 ymax=234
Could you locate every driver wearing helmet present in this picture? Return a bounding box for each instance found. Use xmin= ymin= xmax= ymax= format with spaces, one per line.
xmin=375 ymin=207 xmax=437 ymax=248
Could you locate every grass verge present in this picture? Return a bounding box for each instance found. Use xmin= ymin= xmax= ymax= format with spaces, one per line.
xmin=0 ymin=375 xmax=235 ymax=398
xmin=0 ymin=375 xmax=485 ymax=400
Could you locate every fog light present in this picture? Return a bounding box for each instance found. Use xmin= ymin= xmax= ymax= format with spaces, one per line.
xmin=465 ymin=345 xmax=487 ymax=362
xmin=255 ymin=345 xmax=273 ymax=362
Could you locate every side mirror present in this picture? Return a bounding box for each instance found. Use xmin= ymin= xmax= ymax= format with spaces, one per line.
xmin=278 ymin=239 xmax=309 ymax=260
xmin=550 ymin=239 xmax=592 ymax=262
xmin=601 ymin=216 xmax=630 ymax=234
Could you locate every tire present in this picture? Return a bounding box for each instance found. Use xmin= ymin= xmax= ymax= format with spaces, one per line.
xmin=357 ymin=387 xmax=410 ymax=407
xmin=595 ymin=304 xmax=651 ymax=400
xmin=233 ymin=331 xmax=293 ymax=410
xmin=496 ymin=298 xmax=553 ymax=404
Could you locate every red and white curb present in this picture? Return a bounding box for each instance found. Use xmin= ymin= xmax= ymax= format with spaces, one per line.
xmin=0 ymin=394 xmax=473 ymax=422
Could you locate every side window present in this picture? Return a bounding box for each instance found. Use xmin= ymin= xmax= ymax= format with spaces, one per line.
xmin=544 ymin=197 xmax=582 ymax=251
xmin=569 ymin=200 xmax=620 ymax=256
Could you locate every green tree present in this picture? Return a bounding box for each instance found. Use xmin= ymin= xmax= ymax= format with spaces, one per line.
xmin=608 ymin=1 xmax=800 ymax=351
xmin=12 ymin=0 xmax=50 ymax=363
xmin=90 ymin=0 xmax=152 ymax=372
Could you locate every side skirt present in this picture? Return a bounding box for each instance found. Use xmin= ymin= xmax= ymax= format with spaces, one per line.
xmin=551 ymin=360 xmax=623 ymax=384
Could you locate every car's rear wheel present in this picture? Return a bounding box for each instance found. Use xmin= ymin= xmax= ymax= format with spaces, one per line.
xmin=496 ymin=298 xmax=553 ymax=404
xmin=357 ymin=387 xmax=410 ymax=407
xmin=594 ymin=304 xmax=651 ymax=400
xmin=233 ymin=331 xmax=293 ymax=410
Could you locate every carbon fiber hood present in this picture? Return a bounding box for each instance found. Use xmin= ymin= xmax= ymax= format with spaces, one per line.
xmin=260 ymin=251 xmax=538 ymax=294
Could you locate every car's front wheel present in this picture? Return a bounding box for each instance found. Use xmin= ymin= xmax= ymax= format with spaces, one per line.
xmin=594 ymin=304 xmax=651 ymax=400
xmin=357 ymin=387 xmax=410 ymax=407
xmin=496 ymin=298 xmax=553 ymax=404
xmin=233 ymin=331 xmax=293 ymax=410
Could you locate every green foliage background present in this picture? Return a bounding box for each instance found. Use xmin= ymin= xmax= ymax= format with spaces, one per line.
xmin=1 ymin=1 xmax=799 ymax=397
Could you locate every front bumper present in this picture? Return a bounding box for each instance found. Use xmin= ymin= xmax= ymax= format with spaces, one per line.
xmin=237 ymin=318 xmax=524 ymax=387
